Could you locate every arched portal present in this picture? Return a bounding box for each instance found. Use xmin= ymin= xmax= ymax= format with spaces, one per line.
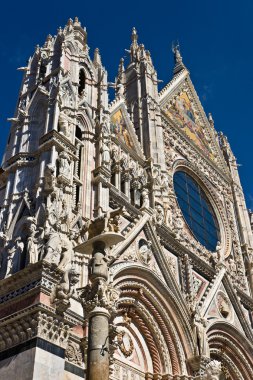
xmin=208 ymin=322 xmax=253 ymax=380
xmin=110 ymin=265 xmax=195 ymax=379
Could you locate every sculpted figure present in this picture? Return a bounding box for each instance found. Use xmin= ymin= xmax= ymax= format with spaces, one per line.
xmin=152 ymin=167 xmax=161 ymax=187
xmin=164 ymin=204 xmax=173 ymax=227
xmin=140 ymin=189 xmax=150 ymax=210
xmin=58 ymin=151 xmax=71 ymax=178
xmin=91 ymin=251 xmax=108 ymax=280
xmin=160 ymin=173 xmax=169 ymax=191
xmin=0 ymin=232 xmax=8 ymax=279
xmin=44 ymin=225 xmax=62 ymax=265
xmin=58 ymin=111 xmax=71 ymax=139
xmin=101 ymin=141 xmax=111 ymax=167
xmin=27 ymin=219 xmax=39 ymax=264
xmin=44 ymin=164 xmax=56 ymax=191
xmin=155 ymin=204 xmax=164 ymax=225
xmin=192 ymin=308 xmax=210 ymax=357
xmin=54 ymin=268 xmax=79 ymax=301
xmin=101 ymin=114 xmax=111 ymax=137
xmin=58 ymin=232 xmax=75 ymax=271
xmin=227 ymin=257 xmax=237 ymax=277
xmin=6 ymin=237 xmax=24 ymax=277
xmin=215 ymin=241 xmax=223 ymax=262
xmin=212 ymin=241 xmax=223 ymax=266
xmin=206 ymin=360 xmax=222 ymax=380
xmin=174 ymin=211 xmax=184 ymax=239
xmin=138 ymin=239 xmax=152 ymax=265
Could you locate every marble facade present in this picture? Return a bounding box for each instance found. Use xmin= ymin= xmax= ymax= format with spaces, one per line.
xmin=0 ymin=18 xmax=253 ymax=379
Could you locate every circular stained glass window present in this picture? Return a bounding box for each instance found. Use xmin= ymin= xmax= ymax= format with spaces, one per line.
xmin=173 ymin=171 xmax=220 ymax=252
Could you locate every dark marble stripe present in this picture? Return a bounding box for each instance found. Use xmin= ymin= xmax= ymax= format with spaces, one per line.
xmin=0 ymin=338 xmax=65 ymax=361
xmin=64 ymin=361 xmax=85 ymax=378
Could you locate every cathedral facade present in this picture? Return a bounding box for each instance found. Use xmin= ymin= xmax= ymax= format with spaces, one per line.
xmin=0 ymin=18 xmax=253 ymax=380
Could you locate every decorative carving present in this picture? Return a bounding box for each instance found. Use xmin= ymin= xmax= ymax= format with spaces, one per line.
xmin=37 ymin=311 xmax=70 ymax=348
xmin=81 ymin=280 xmax=120 ymax=318
xmin=0 ymin=311 xmax=70 ymax=352
xmin=65 ymin=341 xmax=83 ymax=366
xmin=206 ymin=360 xmax=222 ymax=380
xmin=88 ymin=207 xmax=125 ymax=238
xmin=174 ymin=211 xmax=184 ymax=240
xmin=117 ymin=330 xmax=134 ymax=357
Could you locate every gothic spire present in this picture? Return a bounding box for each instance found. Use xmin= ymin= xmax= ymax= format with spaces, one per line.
xmin=130 ymin=27 xmax=139 ymax=62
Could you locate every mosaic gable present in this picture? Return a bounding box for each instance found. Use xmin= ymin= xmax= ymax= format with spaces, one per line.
xmin=165 ymin=90 xmax=215 ymax=160
xmin=111 ymin=109 xmax=133 ymax=148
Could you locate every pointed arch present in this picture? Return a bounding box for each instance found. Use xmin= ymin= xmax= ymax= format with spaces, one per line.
xmin=23 ymin=93 xmax=48 ymax=152
xmin=73 ymin=112 xmax=95 ymax=218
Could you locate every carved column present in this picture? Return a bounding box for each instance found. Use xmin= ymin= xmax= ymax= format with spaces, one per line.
xmin=77 ymin=218 xmax=125 ymax=380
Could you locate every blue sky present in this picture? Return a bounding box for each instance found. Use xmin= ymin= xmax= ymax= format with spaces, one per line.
xmin=0 ymin=0 xmax=252 ymax=207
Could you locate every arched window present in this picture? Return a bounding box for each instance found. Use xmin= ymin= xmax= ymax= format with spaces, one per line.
xmin=173 ymin=171 xmax=220 ymax=251
xmin=78 ymin=69 xmax=86 ymax=95
xmin=75 ymin=125 xmax=82 ymax=140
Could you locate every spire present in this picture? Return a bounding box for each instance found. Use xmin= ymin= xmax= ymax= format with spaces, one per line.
xmin=118 ymin=57 xmax=125 ymax=76
xmin=172 ymin=43 xmax=186 ymax=75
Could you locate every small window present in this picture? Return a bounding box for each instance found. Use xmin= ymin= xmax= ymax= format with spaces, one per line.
xmin=78 ymin=69 xmax=85 ymax=95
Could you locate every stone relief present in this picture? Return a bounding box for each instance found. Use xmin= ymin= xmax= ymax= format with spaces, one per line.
xmin=137 ymin=239 xmax=152 ymax=265
xmin=65 ymin=341 xmax=83 ymax=367
xmin=117 ymin=330 xmax=134 ymax=358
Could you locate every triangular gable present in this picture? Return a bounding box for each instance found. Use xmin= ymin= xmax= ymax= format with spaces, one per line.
xmin=111 ymin=226 xmax=166 ymax=284
xmin=205 ymin=284 xmax=246 ymax=335
xmin=110 ymin=214 xmax=190 ymax=317
xmin=159 ymin=74 xmax=227 ymax=170
xmin=110 ymin=103 xmax=145 ymax=159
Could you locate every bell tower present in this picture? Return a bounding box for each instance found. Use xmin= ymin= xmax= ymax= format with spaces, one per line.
xmin=120 ymin=28 xmax=166 ymax=169
xmin=0 ymin=18 xmax=109 ymax=380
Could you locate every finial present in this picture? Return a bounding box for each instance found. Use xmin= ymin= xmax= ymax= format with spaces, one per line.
xmin=93 ymin=48 xmax=102 ymax=67
xmin=68 ymin=18 xmax=73 ymax=25
xmin=74 ymin=17 xmax=81 ymax=26
xmin=118 ymin=58 xmax=125 ymax=75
